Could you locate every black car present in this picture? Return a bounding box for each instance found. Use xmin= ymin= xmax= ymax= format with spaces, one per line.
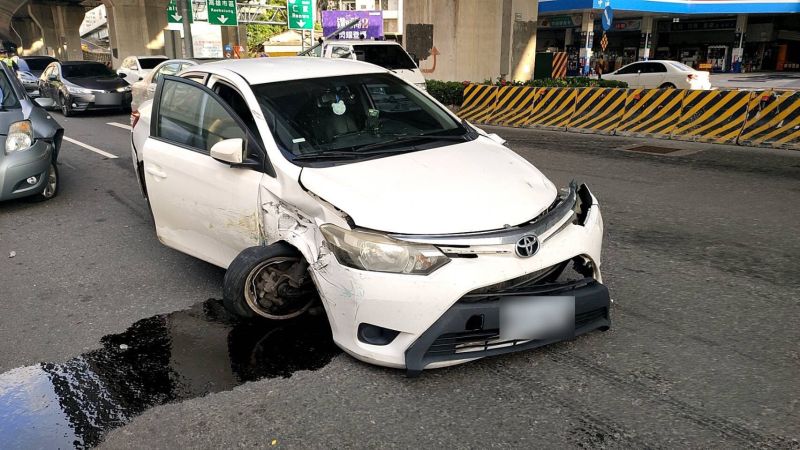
xmin=38 ymin=61 xmax=132 ymax=116
xmin=16 ymin=56 xmax=58 ymax=96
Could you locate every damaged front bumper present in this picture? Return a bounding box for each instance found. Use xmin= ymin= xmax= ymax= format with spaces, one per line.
xmin=309 ymin=183 xmax=608 ymax=373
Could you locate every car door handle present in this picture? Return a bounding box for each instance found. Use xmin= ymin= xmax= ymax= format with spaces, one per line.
xmin=145 ymin=166 xmax=167 ymax=179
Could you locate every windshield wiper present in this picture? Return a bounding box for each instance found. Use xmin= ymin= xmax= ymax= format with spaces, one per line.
xmin=353 ymin=133 xmax=467 ymax=153
xmin=292 ymin=149 xmax=403 ymax=161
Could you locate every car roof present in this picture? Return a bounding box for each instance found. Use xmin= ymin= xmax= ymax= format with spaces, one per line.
xmin=61 ymin=60 xmax=107 ymax=65
xmin=134 ymin=55 xmax=167 ymax=59
xmin=197 ymin=57 xmax=386 ymax=85
xmin=19 ymin=56 xmax=57 ymax=60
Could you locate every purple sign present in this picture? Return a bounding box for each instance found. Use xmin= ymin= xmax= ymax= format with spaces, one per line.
xmin=322 ymin=10 xmax=384 ymax=40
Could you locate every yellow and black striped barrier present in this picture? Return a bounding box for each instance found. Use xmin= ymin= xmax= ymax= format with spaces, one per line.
xmin=567 ymin=87 xmax=628 ymax=134
xmin=616 ymin=88 xmax=686 ymax=139
xmin=738 ymin=90 xmax=800 ymax=150
xmin=528 ymin=87 xmax=576 ymax=130
xmin=490 ymin=86 xmax=537 ymax=127
xmin=671 ymin=90 xmax=751 ymax=144
xmin=458 ymin=84 xmax=498 ymax=124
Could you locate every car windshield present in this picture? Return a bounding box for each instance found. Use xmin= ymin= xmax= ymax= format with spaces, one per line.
xmin=62 ymin=63 xmax=116 ymax=78
xmin=139 ymin=58 xmax=166 ymax=69
xmin=19 ymin=58 xmax=56 ymax=72
xmin=0 ymin=70 xmax=20 ymax=109
xmin=251 ymin=73 xmax=467 ymax=160
xmin=352 ymin=44 xmax=417 ymax=70
xmin=666 ymin=61 xmax=694 ymax=72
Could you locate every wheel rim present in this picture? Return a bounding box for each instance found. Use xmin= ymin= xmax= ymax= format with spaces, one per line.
xmin=243 ymin=256 xmax=315 ymax=320
xmin=42 ymin=164 xmax=57 ymax=198
xmin=61 ymin=96 xmax=68 ymax=114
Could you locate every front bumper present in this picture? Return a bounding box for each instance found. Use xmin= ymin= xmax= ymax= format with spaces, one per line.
xmin=67 ymin=91 xmax=132 ymax=111
xmin=404 ymin=278 xmax=610 ymax=376
xmin=0 ymin=138 xmax=53 ymax=201
xmin=309 ymin=183 xmax=607 ymax=372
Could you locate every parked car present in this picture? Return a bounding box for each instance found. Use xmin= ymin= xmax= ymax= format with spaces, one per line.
xmin=39 ymin=61 xmax=132 ymax=116
xmin=602 ymin=60 xmax=711 ymax=90
xmin=131 ymin=58 xmax=609 ymax=375
xmin=117 ymin=55 xmax=168 ymax=85
xmin=322 ymin=40 xmax=427 ymax=91
xmin=15 ymin=56 xmax=58 ymax=97
xmin=0 ymin=62 xmax=63 ymax=202
xmin=131 ymin=58 xmax=220 ymax=112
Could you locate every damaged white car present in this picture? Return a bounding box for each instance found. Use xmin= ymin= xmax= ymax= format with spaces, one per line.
xmin=131 ymin=58 xmax=610 ymax=375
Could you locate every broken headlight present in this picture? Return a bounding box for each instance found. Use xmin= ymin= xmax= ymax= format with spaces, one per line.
xmin=320 ymin=224 xmax=449 ymax=275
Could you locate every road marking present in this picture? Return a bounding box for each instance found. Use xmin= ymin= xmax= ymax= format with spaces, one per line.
xmin=63 ymin=136 xmax=119 ymax=159
xmin=107 ymin=122 xmax=132 ymax=131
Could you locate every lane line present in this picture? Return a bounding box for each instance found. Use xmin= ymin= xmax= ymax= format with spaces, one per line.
xmin=63 ymin=136 xmax=119 ymax=159
xmin=106 ymin=122 xmax=132 ymax=131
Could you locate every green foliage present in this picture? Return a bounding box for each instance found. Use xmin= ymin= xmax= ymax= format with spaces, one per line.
xmin=425 ymin=80 xmax=467 ymax=106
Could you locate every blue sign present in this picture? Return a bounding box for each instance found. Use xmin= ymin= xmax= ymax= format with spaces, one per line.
xmin=539 ymin=0 xmax=800 ymax=14
xmin=601 ymin=6 xmax=614 ymax=31
xmin=224 ymin=44 xmax=233 ymax=52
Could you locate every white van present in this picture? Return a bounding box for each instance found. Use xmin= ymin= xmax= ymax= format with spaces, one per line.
xmin=322 ymin=40 xmax=427 ymax=91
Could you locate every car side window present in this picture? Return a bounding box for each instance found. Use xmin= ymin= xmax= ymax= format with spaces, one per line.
xmin=617 ymin=63 xmax=640 ymax=75
xmin=155 ymin=78 xmax=247 ymax=154
xmin=651 ymin=63 xmax=667 ymax=73
xmin=331 ymin=46 xmax=352 ymax=58
xmin=154 ymin=63 xmax=180 ymax=83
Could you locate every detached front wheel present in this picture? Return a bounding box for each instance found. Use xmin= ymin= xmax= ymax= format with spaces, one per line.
xmin=223 ymin=243 xmax=317 ymax=320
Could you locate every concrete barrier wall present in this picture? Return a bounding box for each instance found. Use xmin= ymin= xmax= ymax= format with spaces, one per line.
xmin=459 ymin=84 xmax=800 ymax=150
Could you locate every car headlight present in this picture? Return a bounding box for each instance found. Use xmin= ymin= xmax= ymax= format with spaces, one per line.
xmin=320 ymin=224 xmax=449 ymax=275
xmin=66 ymin=86 xmax=94 ymax=94
xmin=116 ymin=86 xmax=132 ymax=92
xmin=5 ymin=120 xmax=33 ymax=154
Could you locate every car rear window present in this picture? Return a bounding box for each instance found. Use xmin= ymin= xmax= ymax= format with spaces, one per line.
xmin=20 ymin=58 xmax=57 ymax=71
xmin=139 ymin=58 xmax=166 ymax=69
xmin=352 ymin=44 xmax=417 ymax=70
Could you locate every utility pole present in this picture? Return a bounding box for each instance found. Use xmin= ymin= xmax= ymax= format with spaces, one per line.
xmin=178 ymin=0 xmax=194 ymax=58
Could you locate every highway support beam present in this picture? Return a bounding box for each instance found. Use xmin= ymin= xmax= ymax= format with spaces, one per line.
xmin=103 ymin=0 xmax=169 ymax=68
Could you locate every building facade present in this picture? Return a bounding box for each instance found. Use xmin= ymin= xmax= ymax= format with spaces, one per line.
xmin=537 ymin=0 xmax=800 ymax=74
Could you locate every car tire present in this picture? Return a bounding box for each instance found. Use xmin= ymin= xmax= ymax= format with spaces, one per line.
xmin=659 ymin=83 xmax=677 ymax=89
xmin=59 ymin=93 xmax=72 ymax=117
xmin=223 ymin=243 xmax=317 ymax=321
xmin=26 ymin=161 xmax=59 ymax=202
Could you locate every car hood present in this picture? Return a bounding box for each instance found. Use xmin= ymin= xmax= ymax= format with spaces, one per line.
xmin=300 ymin=138 xmax=558 ymax=234
xmin=66 ymin=76 xmax=128 ymax=90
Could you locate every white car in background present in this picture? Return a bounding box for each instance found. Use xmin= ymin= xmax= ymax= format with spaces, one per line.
xmin=322 ymin=40 xmax=427 ymax=91
xmin=130 ymin=58 xmax=220 ymax=112
xmin=130 ymin=58 xmax=610 ymax=375
xmin=603 ymin=60 xmax=711 ymax=90
xmin=117 ymin=55 xmax=168 ymax=85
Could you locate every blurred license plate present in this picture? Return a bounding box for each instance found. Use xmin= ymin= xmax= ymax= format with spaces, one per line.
xmin=500 ymin=296 xmax=574 ymax=340
xmin=94 ymin=93 xmax=121 ymax=105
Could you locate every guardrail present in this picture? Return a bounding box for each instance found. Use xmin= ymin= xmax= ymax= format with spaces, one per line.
xmin=459 ymin=84 xmax=800 ymax=150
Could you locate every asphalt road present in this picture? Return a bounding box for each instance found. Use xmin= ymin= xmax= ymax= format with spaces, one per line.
xmin=1 ymin=110 xmax=798 ymax=448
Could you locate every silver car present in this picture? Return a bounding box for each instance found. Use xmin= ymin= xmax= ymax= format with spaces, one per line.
xmin=130 ymin=58 xmax=220 ymax=112
xmin=0 ymin=63 xmax=63 ymax=202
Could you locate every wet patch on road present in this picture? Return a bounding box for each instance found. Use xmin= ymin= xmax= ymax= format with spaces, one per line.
xmin=0 ymin=299 xmax=339 ymax=449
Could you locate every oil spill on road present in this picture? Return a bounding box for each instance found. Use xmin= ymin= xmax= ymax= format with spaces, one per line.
xmin=0 ymin=299 xmax=339 ymax=449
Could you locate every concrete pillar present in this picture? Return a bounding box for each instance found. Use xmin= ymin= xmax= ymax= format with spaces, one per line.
xmin=103 ymin=0 xmax=169 ymax=68
xmin=509 ymin=0 xmax=538 ymax=82
xmin=54 ymin=5 xmax=85 ymax=60
xmin=732 ymin=14 xmax=747 ymax=72
xmin=27 ymin=4 xmax=60 ymax=58
xmin=579 ymin=10 xmax=593 ymax=75
xmin=10 ymin=17 xmax=45 ymax=56
xmin=638 ymin=16 xmax=653 ymax=61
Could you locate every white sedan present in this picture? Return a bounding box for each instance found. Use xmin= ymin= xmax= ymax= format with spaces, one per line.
xmin=603 ymin=60 xmax=711 ymax=90
xmin=130 ymin=58 xmax=610 ymax=375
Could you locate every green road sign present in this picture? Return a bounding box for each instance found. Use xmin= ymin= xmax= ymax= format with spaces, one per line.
xmin=208 ymin=0 xmax=238 ymax=26
xmin=288 ymin=0 xmax=313 ymax=30
xmin=167 ymin=0 xmax=193 ymax=24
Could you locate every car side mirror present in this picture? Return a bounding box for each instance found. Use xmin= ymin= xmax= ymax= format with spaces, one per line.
xmin=210 ymin=138 xmax=245 ymax=165
xmin=637 ymin=70 xmax=642 ymax=74
xmin=34 ymin=97 xmax=56 ymax=108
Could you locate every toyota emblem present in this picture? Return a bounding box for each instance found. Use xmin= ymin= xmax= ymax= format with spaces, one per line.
xmin=515 ymin=235 xmax=540 ymax=258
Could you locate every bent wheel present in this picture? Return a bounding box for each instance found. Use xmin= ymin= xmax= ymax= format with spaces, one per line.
xmin=60 ymin=94 xmax=72 ymax=117
xmin=223 ymin=244 xmax=317 ymax=320
xmin=26 ymin=161 xmax=59 ymax=202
